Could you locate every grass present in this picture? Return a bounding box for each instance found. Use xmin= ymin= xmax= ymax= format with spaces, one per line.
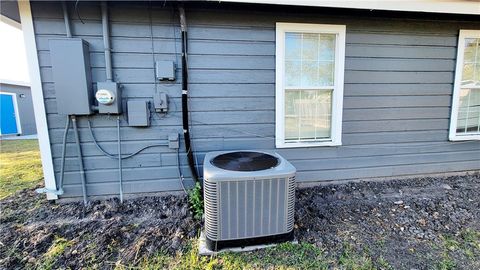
xmin=114 ymin=240 xmax=394 ymax=270
xmin=40 ymin=236 xmax=74 ymax=270
xmin=0 ymin=139 xmax=43 ymax=199
xmin=436 ymin=229 xmax=480 ymax=270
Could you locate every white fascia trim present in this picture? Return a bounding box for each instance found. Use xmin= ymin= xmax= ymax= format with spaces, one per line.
xmin=275 ymin=22 xmax=345 ymax=149
xmin=0 ymin=14 xmax=22 ymax=29
xmin=0 ymin=79 xmax=31 ymax=87
xmin=18 ymin=1 xmax=58 ymax=200
xmin=215 ymin=0 xmax=480 ymax=15
xmin=449 ymin=30 xmax=480 ymax=142
xmin=0 ymin=91 xmax=22 ymax=135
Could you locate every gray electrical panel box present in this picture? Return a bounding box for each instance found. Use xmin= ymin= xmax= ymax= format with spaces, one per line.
xmin=127 ymin=100 xmax=150 ymax=127
xmin=49 ymin=38 xmax=93 ymax=115
xmin=155 ymin=61 xmax=175 ymax=81
xmin=96 ymin=81 xmax=122 ymax=114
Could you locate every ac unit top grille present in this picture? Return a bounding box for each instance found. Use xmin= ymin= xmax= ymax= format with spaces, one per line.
xmin=211 ymin=151 xmax=279 ymax=172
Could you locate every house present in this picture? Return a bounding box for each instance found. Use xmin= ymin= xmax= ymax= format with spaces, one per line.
xmin=10 ymin=1 xmax=480 ymax=201
xmin=0 ymin=80 xmax=37 ymax=136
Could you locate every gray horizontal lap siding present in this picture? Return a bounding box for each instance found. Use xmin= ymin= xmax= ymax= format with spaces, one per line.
xmin=31 ymin=2 xmax=480 ymax=198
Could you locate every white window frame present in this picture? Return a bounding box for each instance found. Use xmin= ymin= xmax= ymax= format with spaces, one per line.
xmin=449 ymin=29 xmax=480 ymax=141
xmin=275 ymin=22 xmax=346 ymax=148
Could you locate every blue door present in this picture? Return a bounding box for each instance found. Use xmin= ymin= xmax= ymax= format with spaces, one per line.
xmin=0 ymin=94 xmax=18 ymax=135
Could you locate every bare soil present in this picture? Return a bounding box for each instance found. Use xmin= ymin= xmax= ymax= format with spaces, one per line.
xmin=1 ymin=173 xmax=479 ymax=269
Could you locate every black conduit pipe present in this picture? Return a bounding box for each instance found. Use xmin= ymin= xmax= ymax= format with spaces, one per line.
xmin=178 ymin=6 xmax=199 ymax=184
xmin=72 ymin=116 xmax=88 ymax=205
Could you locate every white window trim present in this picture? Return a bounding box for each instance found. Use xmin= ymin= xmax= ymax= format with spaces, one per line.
xmin=275 ymin=22 xmax=346 ymax=148
xmin=0 ymin=92 xmax=22 ymax=135
xmin=449 ymin=29 xmax=480 ymax=141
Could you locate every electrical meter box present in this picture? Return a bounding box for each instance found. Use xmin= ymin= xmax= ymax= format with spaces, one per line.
xmin=96 ymin=81 xmax=122 ymax=114
xmin=49 ymin=38 xmax=93 ymax=115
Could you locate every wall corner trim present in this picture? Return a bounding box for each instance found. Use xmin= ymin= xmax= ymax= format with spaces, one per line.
xmin=18 ymin=0 xmax=58 ymax=200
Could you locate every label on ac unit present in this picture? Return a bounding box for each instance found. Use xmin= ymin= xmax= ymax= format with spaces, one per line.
xmin=96 ymin=89 xmax=115 ymax=105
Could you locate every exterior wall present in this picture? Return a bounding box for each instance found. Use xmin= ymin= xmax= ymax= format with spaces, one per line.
xmin=31 ymin=1 xmax=480 ymax=198
xmin=0 ymin=83 xmax=37 ymax=135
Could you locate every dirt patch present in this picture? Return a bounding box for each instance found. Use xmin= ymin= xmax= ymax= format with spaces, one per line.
xmin=1 ymin=173 xmax=479 ymax=269
xmin=295 ymin=173 xmax=480 ymax=269
xmin=0 ymin=191 xmax=200 ymax=269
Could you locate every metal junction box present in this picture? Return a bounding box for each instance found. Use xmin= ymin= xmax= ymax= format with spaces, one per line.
xmin=155 ymin=61 xmax=176 ymax=81
xmin=49 ymin=38 xmax=93 ymax=115
xmin=127 ymin=100 xmax=150 ymax=127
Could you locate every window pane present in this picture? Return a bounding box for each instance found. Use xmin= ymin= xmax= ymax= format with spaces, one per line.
xmin=462 ymin=38 xmax=480 ymax=86
xmin=285 ymin=89 xmax=332 ymax=141
xmin=302 ymin=33 xmax=319 ymax=61
xmin=319 ymin=62 xmax=334 ymax=86
xmin=285 ymin=60 xmax=301 ymax=87
xmin=319 ymin=34 xmax=335 ymax=61
xmin=285 ymin=33 xmax=302 ymax=60
xmin=456 ymin=88 xmax=480 ymax=134
xmin=464 ymin=39 xmax=477 ymax=63
xmin=284 ymin=32 xmax=336 ymax=88
xmin=301 ymin=61 xmax=319 ymax=87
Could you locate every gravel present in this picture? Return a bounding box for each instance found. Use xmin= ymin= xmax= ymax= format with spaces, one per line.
xmin=1 ymin=172 xmax=479 ymax=269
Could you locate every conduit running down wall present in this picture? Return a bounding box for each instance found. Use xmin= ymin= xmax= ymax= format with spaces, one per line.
xmin=178 ymin=6 xmax=200 ymax=185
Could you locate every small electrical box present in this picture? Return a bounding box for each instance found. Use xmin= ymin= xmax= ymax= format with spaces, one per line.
xmin=153 ymin=92 xmax=168 ymax=113
xmin=155 ymin=61 xmax=176 ymax=81
xmin=127 ymin=100 xmax=150 ymax=127
xmin=49 ymin=38 xmax=93 ymax=115
xmin=96 ymin=81 xmax=122 ymax=114
xmin=168 ymin=133 xmax=179 ymax=149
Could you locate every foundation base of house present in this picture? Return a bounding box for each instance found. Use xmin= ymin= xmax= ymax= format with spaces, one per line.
xmin=198 ymin=230 xmax=297 ymax=255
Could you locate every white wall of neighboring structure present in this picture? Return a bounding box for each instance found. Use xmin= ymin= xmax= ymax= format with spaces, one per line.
xmin=0 ymin=19 xmax=30 ymax=83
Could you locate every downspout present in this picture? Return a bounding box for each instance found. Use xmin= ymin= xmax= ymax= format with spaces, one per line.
xmin=178 ymin=6 xmax=199 ymax=184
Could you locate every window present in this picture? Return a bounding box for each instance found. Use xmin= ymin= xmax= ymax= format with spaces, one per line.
xmin=275 ymin=23 xmax=346 ymax=148
xmin=449 ymin=30 xmax=480 ymax=141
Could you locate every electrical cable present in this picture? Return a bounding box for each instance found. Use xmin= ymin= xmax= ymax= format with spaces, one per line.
xmin=178 ymin=5 xmax=200 ymax=183
xmin=87 ymin=118 xmax=168 ymax=159
xmin=177 ymin=146 xmax=188 ymax=194
xmin=74 ymin=0 xmax=85 ymax=24
xmin=163 ymin=113 xmax=479 ymax=150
